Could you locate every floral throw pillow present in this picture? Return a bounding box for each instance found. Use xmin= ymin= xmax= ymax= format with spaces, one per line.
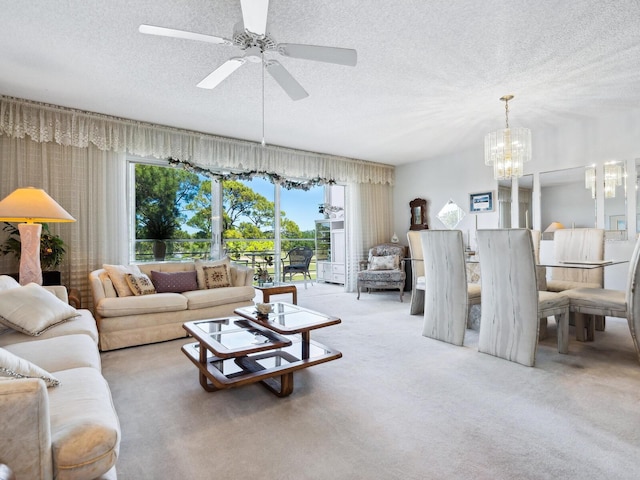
xmin=125 ymin=273 xmax=156 ymax=296
xmin=103 ymin=264 xmax=142 ymax=297
xmin=202 ymin=265 xmax=231 ymax=289
xmin=370 ymin=255 xmax=398 ymax=271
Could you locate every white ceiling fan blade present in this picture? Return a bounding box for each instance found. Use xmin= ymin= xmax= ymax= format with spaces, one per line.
xmin=265 ymin=60 xmax=308 ymax=101
xmin=279 ymin=43 xmax=357 ymax=66
xmin=139 ymin=24 xmax=231 ymax=45
xmin=240 ymin=0 xmax=269 ymax=36
xmin=197 ymin=58 xmax=246 ymax=89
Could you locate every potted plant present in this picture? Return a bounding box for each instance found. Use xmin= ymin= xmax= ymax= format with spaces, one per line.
xmin=142 ymin=216 xmax=176 ymax=261
xmin=0 ymin=222 xmax=67 ymax=284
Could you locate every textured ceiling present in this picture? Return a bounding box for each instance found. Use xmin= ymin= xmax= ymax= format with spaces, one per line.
xmin=1 ymin=0 xmax=639 ymax=166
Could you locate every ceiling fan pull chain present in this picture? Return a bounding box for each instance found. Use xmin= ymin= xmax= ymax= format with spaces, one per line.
xmin=261 ymin=51 xmax=266 ymax=147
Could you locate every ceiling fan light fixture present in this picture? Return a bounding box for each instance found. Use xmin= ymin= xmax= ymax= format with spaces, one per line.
xmin=484 ymin=95 xmax=532 ymax=180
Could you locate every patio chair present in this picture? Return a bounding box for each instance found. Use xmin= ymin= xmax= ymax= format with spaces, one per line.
xmin=281 ymin=246 xmax=314 ymax=288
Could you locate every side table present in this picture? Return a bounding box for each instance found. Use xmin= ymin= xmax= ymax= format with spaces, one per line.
xmin=67 ymin=288 xmax=82 ymax=309
xmin=254 ymin=282 xmax=297 ymax=304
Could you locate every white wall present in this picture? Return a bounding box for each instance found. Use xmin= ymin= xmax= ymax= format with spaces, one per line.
xmin=394 ymin=107 xmax=640 ymax=290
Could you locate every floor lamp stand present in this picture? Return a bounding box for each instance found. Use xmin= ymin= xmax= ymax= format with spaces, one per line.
xmin=18 ymin=223 xmax=42 ymax=285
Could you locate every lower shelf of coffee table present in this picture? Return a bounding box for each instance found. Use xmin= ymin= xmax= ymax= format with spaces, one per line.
xmin=182 ymin=337 xmax=341 ymax=396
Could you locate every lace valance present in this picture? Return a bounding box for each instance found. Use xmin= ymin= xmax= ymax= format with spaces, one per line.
xmin=0 ymin=95 xmax=394 ymax=185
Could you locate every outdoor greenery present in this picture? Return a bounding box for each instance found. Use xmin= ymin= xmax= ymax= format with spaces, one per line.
xmin=134 ymin=164 xmax=316 ymax=263
xmin=0 ymin=222 xmax=67 ymax=271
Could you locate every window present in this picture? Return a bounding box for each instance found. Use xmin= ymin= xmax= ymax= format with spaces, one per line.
xmin=130 ymin=158 xmax=333 ymax=283
xmin=131 ymin=161 xmax=213 ymax=262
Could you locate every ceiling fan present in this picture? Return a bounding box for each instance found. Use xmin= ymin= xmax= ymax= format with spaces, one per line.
xmin=139 ymin=0 xmax=357 ymax=101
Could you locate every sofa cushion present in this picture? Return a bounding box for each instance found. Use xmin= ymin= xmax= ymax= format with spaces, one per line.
xmin=0 ymin=310 xmax=99 ymax=347
xmin=0 ymin=346 xmax=60 ymax=387
xmin=96 ymin=293 xmax=188 ymax=318
xmin=370 ymin=255 xmax=398 ymax=270
xmin=0 ymin=275 xmax=20 ymax=291
xmin=195 ymin=257 xmax=230 ymax=289
xmin=182 ymin=285 xmax=256 ymax=310
xmin=99 ymin=271 xmax=118 ymax=298
xmin=229 ymin=265 xmax=247 ymax=287
xmin=4 ymin=334 xmax=102 ymax=372
xmin=125 ymin=273 xmax=156 ymax=296
xmin=0 ymin=283 xmax=79 ymax=336
xmin=103 ymin=264 xmax=142 ymax=297
xmin=150 ymin=270 xmax=198 ymax=293
xmin=202 ymin=264 xmax=231 ymax=289
xmin=48 ymin=367 xmax=120 ymax=480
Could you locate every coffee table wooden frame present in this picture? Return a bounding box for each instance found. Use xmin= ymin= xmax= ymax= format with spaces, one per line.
xmin=182 ymin=304 xmax=341 ymax=397
xmin=254 ymin=282 xmax=298 ymax=304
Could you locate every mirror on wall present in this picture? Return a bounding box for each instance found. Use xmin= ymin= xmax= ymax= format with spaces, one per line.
xmin=437 ymin=200 xmax=465 ymax=229
xmin=539 ymin=166 xmax=595 ymax=238
xmin=602 ymin=161 xmax=626 ymax=241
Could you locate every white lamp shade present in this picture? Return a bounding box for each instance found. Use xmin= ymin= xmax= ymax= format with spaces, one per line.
xmin=0 ymin=187 xmax=75 ymax=223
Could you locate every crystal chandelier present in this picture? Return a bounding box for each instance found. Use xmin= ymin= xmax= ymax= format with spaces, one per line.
xmin=484 ymin=95 xmax=532 ymax=180
xmin=585 ymin=162 xmax=624 ymax=198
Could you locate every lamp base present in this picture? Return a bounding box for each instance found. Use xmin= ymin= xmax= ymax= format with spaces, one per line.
xmin=18 ymin=223 xmax=42 ymax=285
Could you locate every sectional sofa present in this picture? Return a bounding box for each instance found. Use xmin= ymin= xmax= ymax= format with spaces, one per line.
xmin=0 ymin=278 xmax=120 ymax=480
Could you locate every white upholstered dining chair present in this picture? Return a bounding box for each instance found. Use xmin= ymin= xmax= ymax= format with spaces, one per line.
xmin=546 ymin=228 xmax=606 ymax=334
xmin=560 ymin=237 xmax=640 ymax=361
xmin=420 ymin=230 xmax=470 ymax=346
xmin=477 ymin=229 xmax=570 ymax=367
xmin=407 ymin=231 xmax=425 ymax=315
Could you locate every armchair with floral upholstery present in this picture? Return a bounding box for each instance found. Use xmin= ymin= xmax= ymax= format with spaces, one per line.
xmin=357 ymin=243 xmax=406 ymax=302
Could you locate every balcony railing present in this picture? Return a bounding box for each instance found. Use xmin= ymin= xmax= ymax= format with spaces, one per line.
xmin=134 ymin=238 xmax=317 ymax=282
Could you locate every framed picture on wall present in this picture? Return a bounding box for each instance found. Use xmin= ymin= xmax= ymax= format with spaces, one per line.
xmin=469 ymin=191 xmax=494 ymax=213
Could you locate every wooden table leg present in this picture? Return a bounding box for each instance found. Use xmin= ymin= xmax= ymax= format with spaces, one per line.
xmin=261 ymin=372 xmax=294 ymax=397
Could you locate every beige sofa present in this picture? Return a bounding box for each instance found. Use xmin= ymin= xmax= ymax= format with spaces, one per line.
xmin=0 ymin=284 xmax=120 ymax=480
xmin=90 ymin=260 xmax=256 ymax=351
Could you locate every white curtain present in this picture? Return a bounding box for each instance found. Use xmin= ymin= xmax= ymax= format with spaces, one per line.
xmin=0 ymin=95 xmax=394 ymax=187
xmin=345 ymin=182 xmax=394 ymax=292
xmin=0 ymin=95 xmax=396 ymax=298
xmin=0 ymin=135 xmax=128 ymax=310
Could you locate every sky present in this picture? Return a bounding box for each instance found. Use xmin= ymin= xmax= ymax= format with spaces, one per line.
xmin=248 ymin=177 xmax=324 ymax=232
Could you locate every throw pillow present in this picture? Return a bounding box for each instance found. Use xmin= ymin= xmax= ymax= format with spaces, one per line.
xmin=0 ymin=347 xmax=60 ymax=387
xmin=202 ymin=264 xmax=231 ymax=289
xmin=150 ymin=270 xmax=198 ymax=293
xmin=0 ymin=283 xmax=79 ymax=336
xmin=0 ymin=275 xmax=20 ymax=292
xmin=103 ymin=264 xmax=142 ymax=297
xmin=125 ymin=273 xmax=156 ymax=296
xmin=370 ymin=255 xmax=398 ymax=271
xmin=195 ymin=257 xmax=230 ymax=289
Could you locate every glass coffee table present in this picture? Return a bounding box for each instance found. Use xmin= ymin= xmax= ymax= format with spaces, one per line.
xmin=182 ymin=303 xmax=341 ymax=397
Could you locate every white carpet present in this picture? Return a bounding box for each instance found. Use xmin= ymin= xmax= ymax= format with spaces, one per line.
xmin=101 ymin=283 xmax=640 ymax=479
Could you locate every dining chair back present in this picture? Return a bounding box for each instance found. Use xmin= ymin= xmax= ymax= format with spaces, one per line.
xmin=548 ymin=228 xmax=604 ymax=290
xmin=407 ymin=230 xmax=425 ymax=315
xmin=421 ymin=230 xmax=468 ymax=346
xmin=477 ymin=229 xmax=569 ymax=366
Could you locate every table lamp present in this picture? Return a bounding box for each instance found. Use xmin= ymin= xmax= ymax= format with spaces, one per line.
xmin=0 ymin=187 xmax=75 ymax=285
